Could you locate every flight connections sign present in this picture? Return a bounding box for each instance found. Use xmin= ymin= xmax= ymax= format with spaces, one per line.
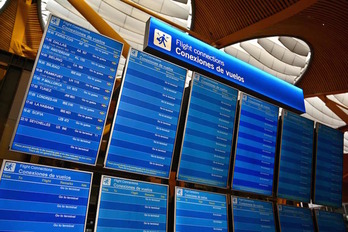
xmin=144 ymin=17 xmax=305 ymax=113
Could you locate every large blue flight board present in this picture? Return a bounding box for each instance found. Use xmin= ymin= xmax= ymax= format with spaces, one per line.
xmin=231 ymin=196 xmax=276 ymax=232
xmin=315 ymin=210 xmax=346 ymax=232
xmin=175 ymin=187 xmax=228 ymax=232
xmin=0 ymin=160 xmax=92 ymax=232
xmin=10 ymin=15 xmax=123 ymax=165
xmin=278 ymin=205 xmax=314 ymax=232
xmin=105 ymin=48 xmax=187 ymax=178
xmin=177 ymin=73 xmax=238 ymax=188
xmin=95 ymin=176 xmax=168 ymax=232
xmin=277 ymin=110 xmax=314 ymax=202
xmin=232 ymin=94 xmax=279 ymax=196
xmin=314 ymin=123 xmax=343 ymax=207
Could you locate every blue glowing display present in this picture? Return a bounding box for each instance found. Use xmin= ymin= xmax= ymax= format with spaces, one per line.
xmin=10 ymin=15 xmax=123 ymax=165
xmin=175 ymin=187 xmax=228 ymax=232
xmin=314 ymin=123 xmax=343 ymax=207
xmin=105 ymin=48 xmax=187 ymax=178
xmin=232 ymin=94 xmax=279 ymax=196
xmin=232 ymin=196 xmax=275 ymax=232
xmin=95 ymin=176 xmax=168 ymax=232
xmin=315 ymin=210 xmax=346 ymax=232
xmin=177 ymin=73 xmax=238 ymax=188
xmin=0 ymin=160 xmax=92 ymax=232
xmin=278 ymin=110 xmax=314 ymax=202
xmin=278 ymin=205 xmax=314 ymax=232
xmin=144 ymin=17 xmax=305 ymax=113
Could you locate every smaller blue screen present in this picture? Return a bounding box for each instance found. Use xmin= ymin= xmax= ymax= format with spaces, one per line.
xmin=232 ymin=94 xmax=279 ymax=196
xmin=314 ymin=123 xmax=343 ymax=207
xmin=278 ymin=110 xmax=314 ymax=202
xmin=0 ymin=160 xmax=92 ymax=232
xmin=278 ymin=205 xmax=314 ymax=232
xmin=175 ymin=187 xmax=228 ymax=232
xmin=178 ymin=73 xmax=238 ymax=187
xmin=95 ymin=176 xmax=168 ymax=232
xmin=315 ymin=210 xmax=346 ymax=232
xmin=232 ymin=197 xmax=276 ymax=232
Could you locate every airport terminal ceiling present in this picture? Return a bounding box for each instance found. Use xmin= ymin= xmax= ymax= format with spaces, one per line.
xmin=0 ymin=0 xmax=347 ymax=177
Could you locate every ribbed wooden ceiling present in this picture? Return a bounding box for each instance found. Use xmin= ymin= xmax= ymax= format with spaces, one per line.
xmin=0 ymin=0 xmax=42 ymax=58
xmin=193 ymin=0 xmax=299 ymax=43
xmin=192 ymin=0 xmax=348 ymax=97
xmin=0 ymin=0 xmax=17 ymax=52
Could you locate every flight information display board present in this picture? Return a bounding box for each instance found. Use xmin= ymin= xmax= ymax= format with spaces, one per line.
xmin=278 ymin=205 xmax=314 ymax=232
xmin=314 ymin=123 xmax=343 ymax=207
xmin=277 ymin=110 xmax=314 ymax=202
xmin=177 ymin=73 xmax=238 ymax=188
xmin=175 ymin=187 xmax=228 ymax=232
xmin=232 ymin=94 xmax=279 ymax=196
xmin=10 ymin=15 xmax=123 ymax=165
xmin=0 ymin=160 xmax=92 ymax=232
xmin=315 ymin=210 xmax=346 ymax=232
xmin=231 ymin=196 xmax=275 ymax=232
xmin=95 ymin=176 xmax=168 ymax=232
xmin=105 ymin=48 xmax=187 ymax=178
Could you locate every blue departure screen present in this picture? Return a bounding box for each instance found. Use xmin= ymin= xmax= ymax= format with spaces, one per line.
xmin=0 ymin=160 xmax=92 ymax=232
xmin=177 ymin=73 xmax=238 ymax=188
xmin=278 ymin=110 xmax=314 ymax=202
xmin=175 ymin=187 xmax=228 ymax=232
xmin=10 ymin=15 xmax=123 ymax=165
xmin=315 ymin=210 xmax=346 ymax=232
xmin=232 ymin=94 xmax=279 ymax=196
xmin=105 ymin=48 xmax=187 ymax=178
xmin=95 ymin=176 xmax=168 ymax=232
xmin=314 ymin=123 xmax=343 ymax=207
xmin=278 ymin=205 xmax=314 ymax=232
xmin=232 ymin=196 xmax=275 ymax=232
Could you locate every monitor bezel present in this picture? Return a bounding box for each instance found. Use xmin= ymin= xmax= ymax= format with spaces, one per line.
xmin=104 ymin=47 xmax=188 ymax=179
xmin=0 ymin=159 xmax=93 ymax=232
xmin=9 ymin=14 xmax=124 ymax=166
xmin=176 ymin=72 xmax=239 ymax=189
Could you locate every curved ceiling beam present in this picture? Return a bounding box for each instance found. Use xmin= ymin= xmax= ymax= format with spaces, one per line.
xmin=240 ymin=42 xmax=302 ymax=76
xmin=302 ymin=96 xmax=346 ymax=129
xmin=131 ymin=0 xmax=189 ymax=20
xmin=278 ymin=36 xmax=310 ymax=57
xmin=258 ymin=38 xmax=307 ymax=68
xmin=333 ymin=93 xmax=348 ymax=107
xmin=319 ymin=95 xmax=348 ymax=125
xmin=224 ymin=45 xmax=297 ymax=84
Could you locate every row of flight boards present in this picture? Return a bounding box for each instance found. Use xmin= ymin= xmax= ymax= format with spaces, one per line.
xmin=0 ymin=160 xmax=346 ymax=232
xmin=8 ymin=16 xmax=344 ymax=207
